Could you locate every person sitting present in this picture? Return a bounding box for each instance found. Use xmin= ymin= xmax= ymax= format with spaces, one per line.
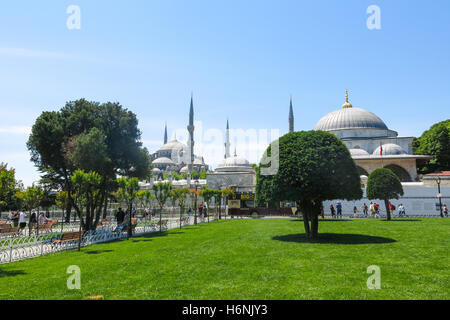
xmin=38 ymin=212 xmax=50 ymax=225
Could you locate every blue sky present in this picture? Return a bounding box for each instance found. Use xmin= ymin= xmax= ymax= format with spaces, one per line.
xmin=0 ymin=0 xmax=449 ymax=186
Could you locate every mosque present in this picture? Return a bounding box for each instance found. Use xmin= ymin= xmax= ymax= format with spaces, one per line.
xmin=312 ymin=90 xmax=432 ymax=182
xmin=150 ymin=95 xmax=208 ymax=178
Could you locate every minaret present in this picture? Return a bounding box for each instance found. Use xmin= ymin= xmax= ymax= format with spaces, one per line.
xmin=224 ymin=119 xmax=231 ymax=159
xmin=164 ymin=122 xmax=168 ymax=144
xmin=289 ymin=96 xmax=294 ymax=133
xmin=187 ymin=93 xmax=195 ymax=171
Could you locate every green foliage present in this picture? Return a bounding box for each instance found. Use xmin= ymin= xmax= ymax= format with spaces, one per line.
xmin=256 ymin=131 xmax=362 ymax=238
xmin=190 ymin=170 xmax=200 ymax=179
xmin=16 ymin=184 xmax=44 ymax=212
xmin=55 ymin=191 xmax=70 ymax=211
xmin=116 ymin=177 xmax=140 ymax=211
xmin=170 ymin=188 xmax=190 ymax=209
xmin=27 ymin=99 xmax=152 ymax=227
xmin=136 ymin=190 xmax=153 ymax=208
xmin=199 ymin=169 xmax=207 ymax=179
xmin=70 ymin=170 xmax=103 ymax=230
xmin=0 ymin=163 xmax=23 ymax=211
xmin=366 ymin=168 xmax=404 ymax=201
xmin=152 ymin=182 xmax=172 ymax=209
xmin=413 ymin=119 xmax=450 ymax=173
xmin=200 ymin=188 xmax=216 ymax=207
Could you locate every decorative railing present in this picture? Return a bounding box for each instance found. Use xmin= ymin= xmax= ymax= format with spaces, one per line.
xmin=0 ymin=215 xmax=219 ymax=264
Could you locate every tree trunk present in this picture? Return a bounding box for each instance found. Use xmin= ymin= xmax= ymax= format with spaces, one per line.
xmin=311 ymin=213 xmax=319 ymax=239
xmin=65 ymin=203 xmax=72 ymax=223
xmin=302 ymin=212 xmax=311 ymax=238
xmin=384 ymin=199 xmax=391 ymax=221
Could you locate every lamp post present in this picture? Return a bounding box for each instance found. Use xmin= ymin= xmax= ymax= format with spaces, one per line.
xmin=194 ymin=179 xmax=199 ymax=225
xmin=437 ymin=177 xmax=443 ymax=218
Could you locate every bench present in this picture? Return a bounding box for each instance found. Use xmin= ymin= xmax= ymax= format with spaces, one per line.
xmin=157 ymin=219 xmax=169 ymax=230
xmin=52 ymin=231 xmax=84 ymax=244
xmin=0 ymin=221 xmax=7 ymax=225
xmin=180 ymin=217 xmax=190 ymax=226
xmin=0 ymin=226 xmax=20 ymax=236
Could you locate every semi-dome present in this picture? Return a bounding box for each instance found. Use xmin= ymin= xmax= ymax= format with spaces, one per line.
xmin=314 ymin=107 xmax=388 ymax=131
xmin=373 ymin=143 xmax=407 ymax=156
xmin=180 ymin=165 xmax=189 ymax=173
xmin=349 ymin=148 xmax=370 ymax=157
xmin=152 ymin=157 xmax=175 ymax=165
xmin=152 ymin=167 xmax=161 ymax=173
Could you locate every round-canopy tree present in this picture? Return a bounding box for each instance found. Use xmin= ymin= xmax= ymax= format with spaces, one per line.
xmin=256 ymin=131 xmax=362 ymax=239
xmin=366 ymin=168 xmax=404 ymax=221
xmin=27 ymin=99 xmax=151 ymax=230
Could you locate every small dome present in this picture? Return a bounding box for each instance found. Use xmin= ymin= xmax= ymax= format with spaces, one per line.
xmin=158 ymin=139 xmax=187 ymax=152
xmin=152 ymin=167 xmax=161 ymax=173
xmin=152 ymin=157 xmax=175 ymax=165
xmin=373 ymin=143 xmax=406 ymax=156
xmin=221 ymin=155 xmax=251 ymax=168
xmin=180 ymin=165 xmax=189 ymax=173
xmin=349 ymin=148 xmax=370 ymax=157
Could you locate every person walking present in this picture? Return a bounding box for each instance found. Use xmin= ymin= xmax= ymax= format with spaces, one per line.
xmin=336 ymin=202 xmax=342 ymax=219
xmin=329 ymin=204 xmax=336 ymax=218
xmin=374 ymin=203 xmax=380 ymax=218
xmin=443 ymin=204 xmax=448 ymax=217
xmin=115 ymin=208 xmax=125 ymax=225
xmin=361 ymin=203 xmax=368 ymax=217
xmin=353 ymin=206 xmax=358 ymax=218
xmin=369 ymin=202 xmax=375 ymax=218
xmin=18 ymin=211 xmax=27 ymax=233
xmin=187 ymin=207 xmax=192 ymax=217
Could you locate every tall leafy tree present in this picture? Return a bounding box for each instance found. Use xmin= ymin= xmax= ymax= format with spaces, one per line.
xmin=16 ymin=184 xmax=44 ymax=235
xmin=116 ymin=177 xmax=140 ymax=238
xmin=0 ymin=163 xmax=23 ymax=211
xmin=256 ymin=131 xmax=362 ymax=239
xmin=70 ymin=170 xmax=102 ymax=231
xmin=27 ymin=99 xmax=151 ymax=230
xmin=413 ymin=119 xmax=450 ymax=174
xmin=152 ymin=182 xmax=172 ymax=230
xmin=366 ymin=168 xmax=404 ymax=221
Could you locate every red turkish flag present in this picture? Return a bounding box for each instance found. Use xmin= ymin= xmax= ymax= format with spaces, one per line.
xmin=380 ymin=143 xmax=383 ymax=156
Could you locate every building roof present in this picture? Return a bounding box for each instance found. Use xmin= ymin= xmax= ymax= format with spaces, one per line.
xmin=314 ymin=107 xmax=388 ymax=131
xmin=152 ymin=157 xmax=175 ymax=165
xmin=423 ymin=171 xmax=450 ymax=177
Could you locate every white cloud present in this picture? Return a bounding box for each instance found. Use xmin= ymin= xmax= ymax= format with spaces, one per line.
xmin=0 ymin=126 xmax=32 ymax=135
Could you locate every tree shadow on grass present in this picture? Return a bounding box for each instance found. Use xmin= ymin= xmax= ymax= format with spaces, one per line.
xmin=84 ymin=250 xmax=114 ymax=254
xmin=0 ymin=270 xmax=26 ymax=278
xmin=290 ymin=219 xmax=350 ymax=222
xmin=382 ymin=219 xmax=421 ymax=222
xmin=273 ymin=233 xmax=396 ymax=245
xmin=131 ymin=230 xmax=185 ymax=242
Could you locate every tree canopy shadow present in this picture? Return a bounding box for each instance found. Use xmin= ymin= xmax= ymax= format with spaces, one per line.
xmin=290 ymin=219 xmax=350 ymax=222
xmin=272 ymin=233 xmax=396 ymax=245
xmin=131 ymin=230 xmax=186 ymax=242
xmin=0 ymin=269 xmax=26 ymax=278
xmin=382 ymin=219 xmax=422 ymax=222
xmin=84 ymin=250 xmax=114 ymax=254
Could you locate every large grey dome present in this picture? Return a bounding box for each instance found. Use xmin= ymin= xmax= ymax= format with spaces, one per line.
xmin=314 ymin=107 xmax=388 ymax=131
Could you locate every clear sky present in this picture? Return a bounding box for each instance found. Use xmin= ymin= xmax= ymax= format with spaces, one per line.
xmin=0 ymin=0 xmax=449 ymax=186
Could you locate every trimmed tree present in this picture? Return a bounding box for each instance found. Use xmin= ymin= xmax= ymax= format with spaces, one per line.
xmin=366 ymin=168 xmax=404 ymax=221
xmin=152 ymin=182 xmax=172 ymax=231
xmin=256 ymin=131 xmax=362 ymax=239
xmin=116 ymin=177 xmax=140 ymax=238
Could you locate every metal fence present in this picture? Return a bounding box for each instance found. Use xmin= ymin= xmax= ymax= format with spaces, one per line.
xmin=0 ymin=211 xmax=220 ymax=264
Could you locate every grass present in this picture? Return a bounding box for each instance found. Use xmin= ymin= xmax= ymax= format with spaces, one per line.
xmin=0 ymin=218 xmax=449 ymax=300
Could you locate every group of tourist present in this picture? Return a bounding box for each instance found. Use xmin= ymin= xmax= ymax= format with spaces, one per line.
xmin=326 ymin=201 xmax=440 ymax=218
xmin=6 ymin=210 xmax=51 ymax=232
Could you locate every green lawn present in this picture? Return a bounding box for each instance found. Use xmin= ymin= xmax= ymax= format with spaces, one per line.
xmin=0 ymin=218 xmax=448 ymax=300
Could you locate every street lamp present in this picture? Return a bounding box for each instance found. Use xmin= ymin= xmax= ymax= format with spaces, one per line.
xmin=194 ymin=179 xmax=199 ymax=225
xmin=437 ymin=177 xmax=443 ymax=218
